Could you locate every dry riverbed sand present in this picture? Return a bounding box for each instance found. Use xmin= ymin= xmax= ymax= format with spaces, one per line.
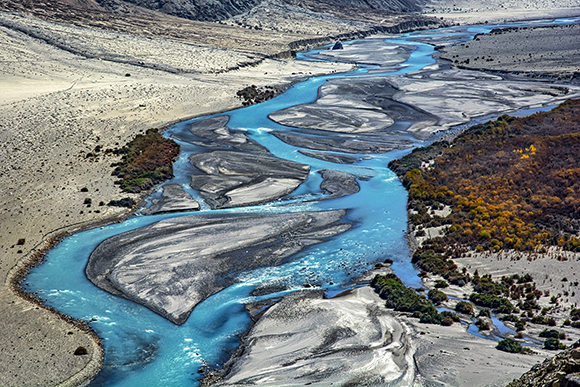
xmin=439 ymin=23 xmax=580 ymax=77
xmin=207 ymin=284 xmax=556 ymax=387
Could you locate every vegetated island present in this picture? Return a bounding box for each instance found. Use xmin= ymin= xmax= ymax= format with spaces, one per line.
xmin=383 ymin=99 xmax=580 ymax=358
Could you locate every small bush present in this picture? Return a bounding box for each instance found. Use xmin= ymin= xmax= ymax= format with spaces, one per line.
xmin=539 ymin=329 xmax=560 ymax=339
xmin=84 ymin=198 xmax=92 ymax=205
xmin=74 ymin=346 xmax=88 ymax=355
xmin=428 ymin=289 xmax=448 ymax=304
xmin=544 ymin=337 xmax=566 ymax=350
xmin=455 ymin=301 xmax=475 ymax=315
xmin=16 ymin=238 xmax=25 ymax=245
xmin=419 ymin=312 xmax=442 ymax=324
xmin=80 ymin=187 xmax=88 ymax=192
xmin=435 ymin=279 xmax=449 ymax=288
xmin=478 ymin=308 xmax=491 ymax=318
xmin=441 ymin=316 xmax=454 ymax=326
xmin=108 ymin=198 xmax=136 ymax=208
xmin=476 ymin=318 xmax=490 ymax=331
xmin=496 ymin=338 xmax=522 ymax=353
xmin=441 ymin=310 xmax=460 ymax=323
xmin=502 ymin=314 xmax=519 ymax=323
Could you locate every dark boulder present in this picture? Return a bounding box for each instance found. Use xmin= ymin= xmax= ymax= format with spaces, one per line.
xmin=332 ymin=41 xmax=343 ymax=50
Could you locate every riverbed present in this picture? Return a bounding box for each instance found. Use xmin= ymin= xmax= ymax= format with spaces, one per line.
xmin=24 ymin=17 xmax=580 ymax=386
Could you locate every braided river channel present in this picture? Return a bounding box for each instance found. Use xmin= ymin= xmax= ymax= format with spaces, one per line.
xmin=24 ymin=17 xmax=580 ymax=386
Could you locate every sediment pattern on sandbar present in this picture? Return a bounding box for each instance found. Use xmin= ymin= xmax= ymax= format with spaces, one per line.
xmin=85 ymin=210 xmax=351 ymax=324
xmin=190 ymin=150 xmax=311 ymax=209
xmin=208 ymin=287 xmax=415 ymax=386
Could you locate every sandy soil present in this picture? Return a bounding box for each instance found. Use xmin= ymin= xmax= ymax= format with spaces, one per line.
xmin=406 ymin=314 xmax=554 ymax=387
xmin=439 ymin=23 xmax=580 ymax=76
xmin=423 ymin=0 xmax=580 ymax=25
xmin=0 ymin=11 xmax=351 ymax=386
xmin=454 ymin=249 xmax=580 ymax=322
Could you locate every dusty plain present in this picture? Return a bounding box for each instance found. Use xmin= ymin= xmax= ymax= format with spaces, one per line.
xmin=2 ymin=0 xmax=580 ymax=385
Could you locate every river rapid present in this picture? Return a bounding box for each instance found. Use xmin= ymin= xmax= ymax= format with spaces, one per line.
xmin=24 ymin=17 xmax=580 ymax=386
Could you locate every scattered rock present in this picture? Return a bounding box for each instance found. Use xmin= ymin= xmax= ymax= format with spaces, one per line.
xmin=332 ymin=41 xmax=343 ymax=50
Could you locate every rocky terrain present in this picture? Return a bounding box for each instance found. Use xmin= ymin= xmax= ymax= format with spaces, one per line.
xmin=507 ymin=346 xmax=580 ymax=387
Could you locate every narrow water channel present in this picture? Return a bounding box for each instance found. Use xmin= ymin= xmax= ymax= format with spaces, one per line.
xmin=24 ymin=17 xmax=580 ymax=386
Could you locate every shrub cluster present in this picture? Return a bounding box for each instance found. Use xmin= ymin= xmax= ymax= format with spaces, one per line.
xmin=371 ymin=274 xmax=459 ymax=327
xmin=111 ymin=128 xmax=179 ymax=193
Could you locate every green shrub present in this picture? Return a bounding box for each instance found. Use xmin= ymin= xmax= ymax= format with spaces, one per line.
xmin=476 ymin=319 xmax=490 ymax=330
xmin=496 ymin=338 xmax=522 ymax=353
xmin=501 ymin=314 xmax=519 ymax=323
xmin=419 ymin=312 xmax=442 ymax=324
xmin=469 ymin=293 xmax=514 ymax=314
xmin=441 ymin=316 xmax=454 ymax=326
xmin=539 ymin=329 xmax=563 ymax=339
xmin=455 ymin=301 xmax=475 ymax=315
xmin=107 ymin=198 xmax=136 ymax=208
xmin=434 ymin=279 xmax=449 ymax=288
xmin=544 ymin=337 xmax=566 ymax=350
xmin=441 ymin=311 xmax=460 ymax=322
xmin=428 ymin=289 xmax=448 ymax=304
xmin=371 ymin=274 xmax=435 ymax=314
xmin=478 ymin=308 xmax=491 ymax=318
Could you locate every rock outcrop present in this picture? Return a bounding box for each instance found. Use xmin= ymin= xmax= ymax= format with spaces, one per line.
xmin=507 ymin=345 xmax=580 ymax=387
